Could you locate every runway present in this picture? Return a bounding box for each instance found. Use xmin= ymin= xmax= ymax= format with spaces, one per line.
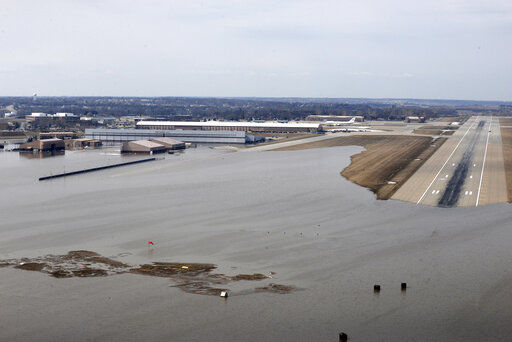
xmin=392 ymin=116 xmax=508 ymax=207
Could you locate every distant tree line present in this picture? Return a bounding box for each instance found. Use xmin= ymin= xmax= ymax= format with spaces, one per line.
xmin=2 ymin=96 xmax=508 ymax=121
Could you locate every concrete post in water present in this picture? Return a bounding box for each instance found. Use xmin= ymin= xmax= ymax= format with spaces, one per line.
xmin=220 ymin=291 xmax=228 ymax=298
xmin=339 ymin=332 xmax=348 ymax=341
xmin=374 ymin=285 xmax=381 ymax=293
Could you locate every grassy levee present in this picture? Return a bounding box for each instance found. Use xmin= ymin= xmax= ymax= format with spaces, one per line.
xmin=499 ymin=118 xmax=512 ymax=202
xmin=275 ymin=135 xmax=447 ymax=199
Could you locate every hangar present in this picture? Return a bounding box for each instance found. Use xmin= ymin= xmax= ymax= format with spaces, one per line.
xmin=20 ymin=138 xmax=65 ymax=152
xmin=136 ymin=121 xmax=321 ymax=133
xmin=150 ymin=137 xmax=186 ymax=150
xmin=121 ymin=140 xmax=167 ymax=154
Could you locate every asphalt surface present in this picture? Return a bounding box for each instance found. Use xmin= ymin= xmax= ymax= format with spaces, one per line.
xmin=392 ymin=116 xmax=508 ymax=207
xmin=438 ymin=121 xmax=485 ymax=207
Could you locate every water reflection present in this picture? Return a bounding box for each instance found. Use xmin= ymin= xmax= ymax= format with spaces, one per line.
xmin=19 ymin=150 xmax=66 ymax=159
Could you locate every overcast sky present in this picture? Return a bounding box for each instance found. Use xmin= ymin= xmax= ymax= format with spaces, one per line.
xmin=1 ymin=0 xmax=511 ymax=100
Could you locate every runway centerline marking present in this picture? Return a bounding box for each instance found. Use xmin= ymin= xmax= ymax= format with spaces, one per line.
xmin=476 ymin=116 xmax=492 ymax=206
xmin=416 ymin=119 xmax=477 ymax=205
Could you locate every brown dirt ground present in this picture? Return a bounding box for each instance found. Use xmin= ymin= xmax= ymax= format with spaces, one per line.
xmin=72 ymin=269 xmax=108 ymax=277
xmin=499 ymin=118 xmax=512 ymax=126
xmin=416 ymin=125 xmax=451 ymax=130
xmin=232 ymin=273 xmax=268 ymax=281
xmin=255 ymin=283 xmax=295 ymax=294
xmin=412 ymin=125 xmax=456 ymax=136
xmin=412 ymin=129 xmax=454 ymax=136
xmin=412 ymin=129 xmax=444 ymax=135
xmin=173 ymin=281 xmax=227 ymax=296
xmin=437 ymin=116 xmax=469 ymax=123
xmin=1 ymin=252 xmax=283 ymax=296
xmin=131 ymin=262 xmax=217 ymax=277
xmin=64 ymin=250 xmax=130 ymax=268
xmin=15 ymin=262 xmax=46 ymax=271
xmin=499 ymin=118 xmax=512 ymax=202
xmin=275 ymin=135 xmax=447 ymax=199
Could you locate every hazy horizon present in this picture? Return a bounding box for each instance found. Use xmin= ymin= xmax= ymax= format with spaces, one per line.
xmin=1 ymin=0 xmax=511 ymax=101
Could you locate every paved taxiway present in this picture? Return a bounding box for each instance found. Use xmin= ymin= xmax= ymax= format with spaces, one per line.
xmin=392 ymin=116 xmax=508 ymax=207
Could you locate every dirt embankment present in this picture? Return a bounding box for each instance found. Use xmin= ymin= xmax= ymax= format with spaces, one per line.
xmin=275 ymin=135 xmax=447 ymax=199
xmin=499 ymin=118 xmax=512 ymax=202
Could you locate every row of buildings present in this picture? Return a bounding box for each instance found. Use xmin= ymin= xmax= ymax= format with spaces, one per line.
xmin=85 ymin=128 xmax=253 ymax=144
xmin=27 ymin=112 xmax=77 ymax=118
xmin=84 ymin=120 xmax=325 ymax=145
xmin=306 ymin=115 xmax=365 ymax=122
xmin=15 ymin=136 xmax=186 ymax=155
xmin=135 ymin=121 xmax=322 ymax=133
xmin=18 ymin=138 xmax=102 ymax=152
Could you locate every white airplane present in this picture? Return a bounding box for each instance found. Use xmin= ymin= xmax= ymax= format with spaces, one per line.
xmin=331 ymin=126 xmax=373 ymax=133
xmin=323 ymin=117 xmax=357 ymax=126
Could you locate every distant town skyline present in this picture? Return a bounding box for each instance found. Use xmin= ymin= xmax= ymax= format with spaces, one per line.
xmin=1 ymin=0 xmax=511 ymax=101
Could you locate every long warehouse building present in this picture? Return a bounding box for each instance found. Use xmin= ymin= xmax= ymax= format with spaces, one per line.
xmin=306 ymin=115 xmax=364 ymax=122
xmin=136 ymin=121 xmax=321 ymax=133
xmin=85 ymin=128 xmax=253 ymax=144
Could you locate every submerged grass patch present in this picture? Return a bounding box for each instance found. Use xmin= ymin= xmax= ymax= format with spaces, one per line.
xmin=1 ymin=250 xmax=295 ymax=296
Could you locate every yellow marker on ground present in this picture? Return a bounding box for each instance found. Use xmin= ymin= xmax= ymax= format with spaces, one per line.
xmin=181 ymin=266 xmax=189 ymax=269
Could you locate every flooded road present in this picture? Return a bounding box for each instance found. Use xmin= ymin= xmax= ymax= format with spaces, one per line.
xmin=1 ymin=146 xmax=511 ymax=341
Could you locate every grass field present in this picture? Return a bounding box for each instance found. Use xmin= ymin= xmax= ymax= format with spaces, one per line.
xmin=275 ymin=135 xmax=446 ymax=199
xmin=499 ymin=118 xmax=512 ymax=202
xmin=412 ymin=125 xmax=455 ymax=136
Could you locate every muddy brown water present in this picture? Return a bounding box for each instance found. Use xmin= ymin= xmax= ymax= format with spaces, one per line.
xmin=1 ymin=146 xmax=512 ymax=341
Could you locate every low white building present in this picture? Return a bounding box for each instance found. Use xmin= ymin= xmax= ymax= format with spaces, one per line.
xmin=54 ymin=112 xmax=76 ymax=118
xmin=4 ymin=111 xmax=17 ymax=118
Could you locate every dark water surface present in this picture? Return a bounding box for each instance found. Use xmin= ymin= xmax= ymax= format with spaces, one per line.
xmin=1 ymin=146 xmax=511 ymax=341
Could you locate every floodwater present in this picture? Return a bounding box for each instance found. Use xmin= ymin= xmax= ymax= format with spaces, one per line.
xmin=1 ymin=146 xmax=511 ymax=341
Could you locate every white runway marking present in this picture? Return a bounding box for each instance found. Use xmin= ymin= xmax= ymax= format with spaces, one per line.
xmin=432 ymin=190 xmax=436 ymax=194
xmin=476 ymin=116 xmax=492 ymax=206
xmin=469 ymin=191 xmax=473 ymax=195
xmin=465 ymin=191 xmax=469 ymax=195
xmin=416 ymin=119 xmax=477 ymax=205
